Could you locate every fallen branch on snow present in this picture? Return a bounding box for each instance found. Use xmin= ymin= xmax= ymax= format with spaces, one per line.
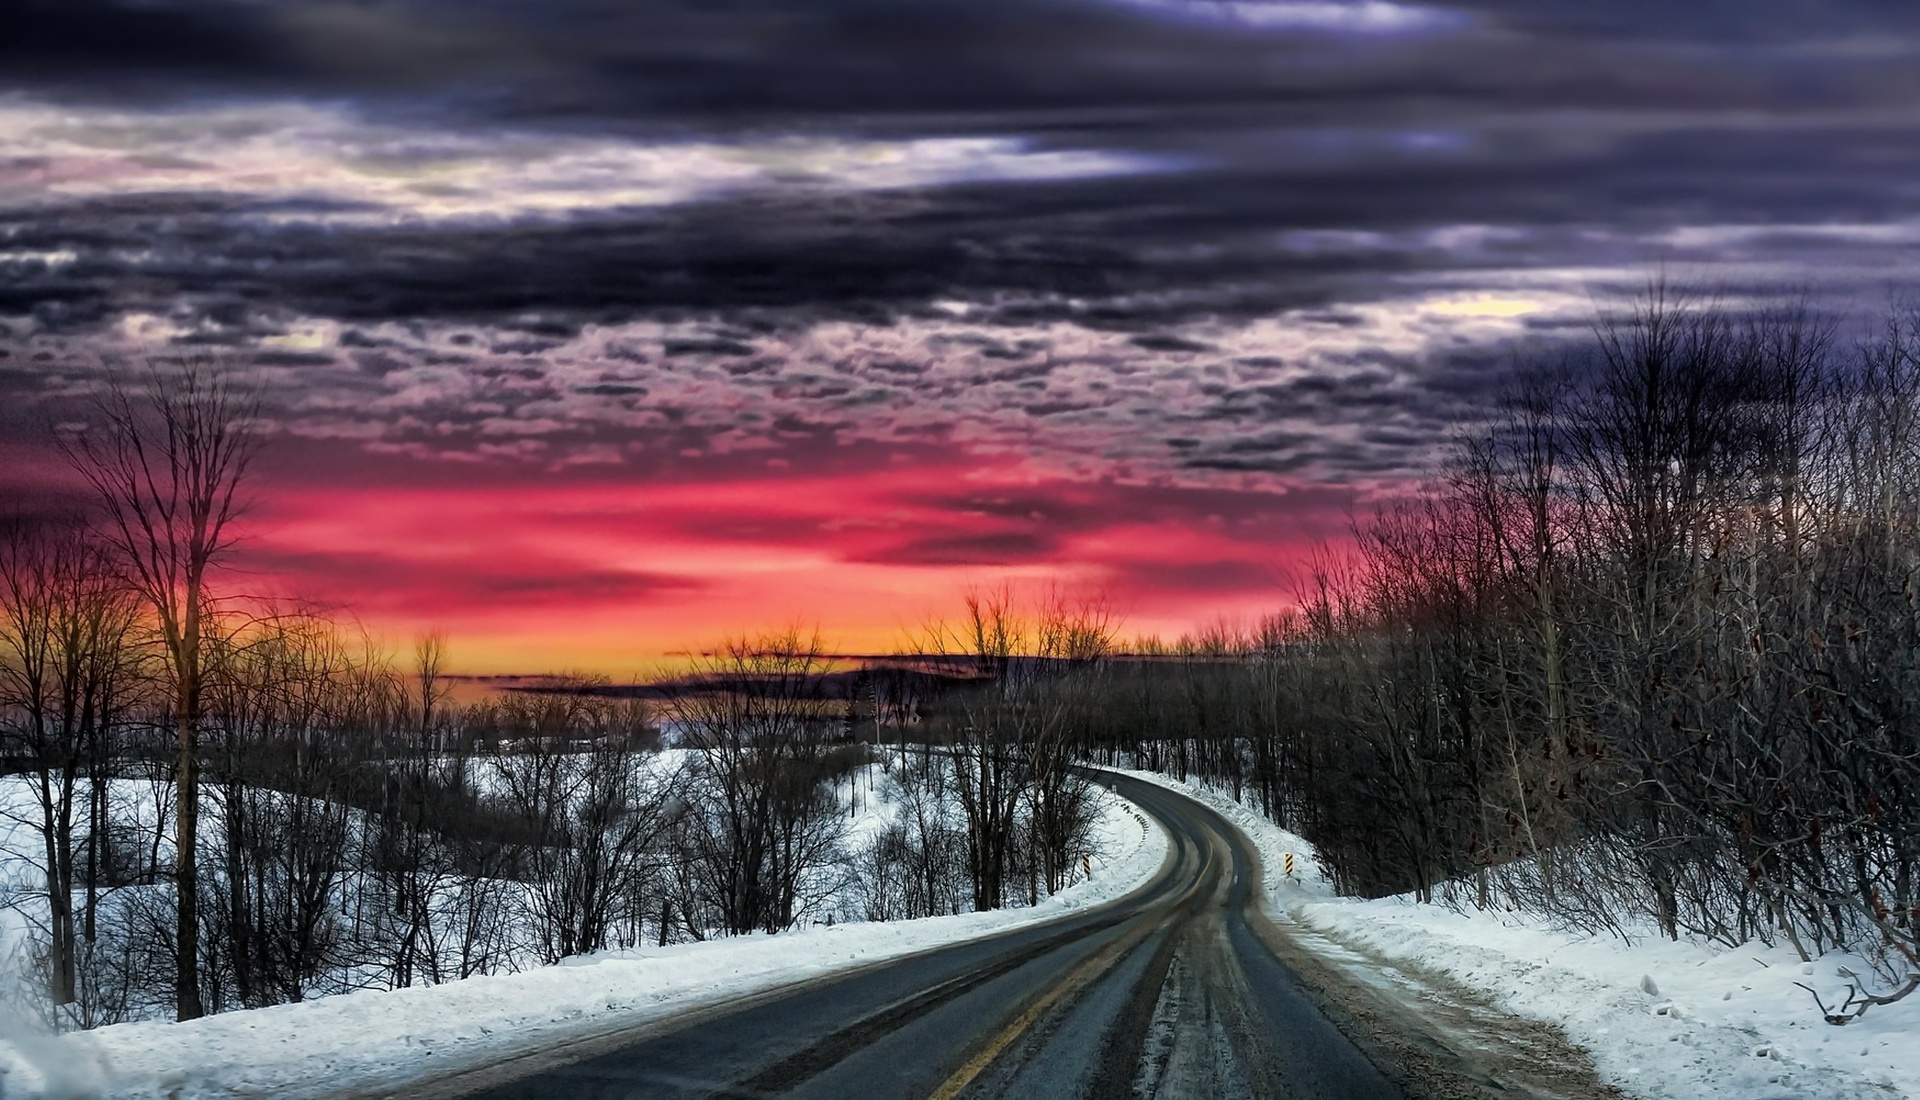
xmin=1793 ymin=970 xmax=1920 ymax=1026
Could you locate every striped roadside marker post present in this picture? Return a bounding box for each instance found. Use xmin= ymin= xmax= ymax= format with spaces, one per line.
xmin=1284 ymin=853 xmax=1295 ymax=878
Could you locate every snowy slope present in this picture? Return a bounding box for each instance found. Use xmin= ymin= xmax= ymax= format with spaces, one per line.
xmin=0 ymin=784 xmax=1168 ymax=1100
xmin=1115 ymin=768 xmax=1919 ymax=1100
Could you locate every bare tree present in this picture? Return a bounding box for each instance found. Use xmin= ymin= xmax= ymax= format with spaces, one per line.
xmin=484 ymin=681 xmax=668 ymax=962
xmin=1027 ymin=588 xmax=1114 ymax=897
xmin=0 ymin=517 xmax=139 ymax=1011
xmin=925 ymin=585 xmax=1107 ymax=909
xmin=377 ymin=631 xmax=453 ymax=988
xmin=936 ymin=586 xmax=1031 ymax=911
xmin=201 ymin=609 xmax=374 ymax=1009
xmin=674 ymin=632 xmax=848 ymax=935
xmin=61 ymin=359 xmax=260 ymax=1021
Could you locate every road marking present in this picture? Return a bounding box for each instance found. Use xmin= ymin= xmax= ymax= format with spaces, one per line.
xmin=928 ymin=839 xmax=1218 ymax=1100
xmin=927 ymin=920 xmax=1148 ymax=1100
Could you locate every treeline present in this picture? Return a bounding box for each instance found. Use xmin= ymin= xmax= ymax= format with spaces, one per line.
xmin=0 ymin=562 xmax=825 ymax=1027
xmin=0 ymin=546 xmax=1107 ymax=1027
xmin=1064 ymin=291 xmax=1920 ymax=1016
xmin=0 ymin=364 xmax=1104 ymax=1030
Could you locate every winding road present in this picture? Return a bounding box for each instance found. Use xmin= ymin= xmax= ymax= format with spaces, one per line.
xmin=423 ymin=773 xmax=1619 ymax=1100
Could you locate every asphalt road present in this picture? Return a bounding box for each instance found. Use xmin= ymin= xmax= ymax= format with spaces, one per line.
xmin=450 ymin=773 xmax=1406 ymax=1099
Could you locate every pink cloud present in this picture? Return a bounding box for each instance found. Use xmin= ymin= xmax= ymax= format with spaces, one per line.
xmin=228 ymin=439 xmax=1349 ymax=671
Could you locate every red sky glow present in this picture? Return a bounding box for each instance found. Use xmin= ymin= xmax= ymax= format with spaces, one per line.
xmin=233 ymin=443 xmax=1347 ymax=673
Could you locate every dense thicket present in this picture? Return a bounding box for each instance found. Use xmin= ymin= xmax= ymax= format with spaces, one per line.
xmin=1069 ymin=292 xmax=1920 ymax=1017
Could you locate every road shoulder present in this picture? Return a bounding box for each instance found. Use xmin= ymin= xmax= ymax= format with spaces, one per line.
xmin=1112 ymin=767 xmax=1915 ymax=1100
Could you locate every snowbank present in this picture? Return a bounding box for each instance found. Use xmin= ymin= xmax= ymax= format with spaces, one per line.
xmin=0 ymin=782 xmax=1168 ymax=1100
xmin=1115 ymin=768 xmax=1919 ymax=1100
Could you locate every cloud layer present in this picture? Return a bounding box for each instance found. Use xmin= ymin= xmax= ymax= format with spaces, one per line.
xmin=4 ymin=0 xmax=1915 ymax=666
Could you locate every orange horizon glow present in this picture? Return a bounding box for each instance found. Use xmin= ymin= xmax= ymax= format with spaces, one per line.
xmin=218 ymin=442 xmax=1343 ymax=677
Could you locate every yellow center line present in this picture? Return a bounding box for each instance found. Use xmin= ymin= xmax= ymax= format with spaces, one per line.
xmin=926 ymin=921 xmax=1148 ymax=1100
xmin=928 ymin=841 xmax=1216 ymax=1100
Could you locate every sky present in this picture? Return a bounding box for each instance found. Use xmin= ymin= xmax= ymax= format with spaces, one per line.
xmin=3 ymin=0 xmax=1919 ymax=673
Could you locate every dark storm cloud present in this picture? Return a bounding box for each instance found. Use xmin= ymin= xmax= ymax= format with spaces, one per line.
xmin=1131 ymin=334 xmax=1214 ymax=354
xmin=249 ymin=350 xmax=338 ymax=367
xmin=14 ymin=115 xmax=1920 ymax=341
xmin=5 ymin=0 xmax=1920 ymax=342
xmin=0 ymin=1 xmax=297 ymax=89
xmin=11 ymin=0 xmax=1919 ymax=120
xmin=904 ymin=479 xmax=1350 ymax=540
xmin=857 ymin=530 xmax=1062 ymax=567
xmin=1184 ymin=451 xmax=1321 ymax=474
xmin=7 ymin=0 xmax=1920 ymax=499
xmin=240 ymin=546 xmax=707 ymax=614
xmin=0 ymin=0 xmax=1383 ymax=120
xmin=1463 ymin=0 xmax=1913 ymax=41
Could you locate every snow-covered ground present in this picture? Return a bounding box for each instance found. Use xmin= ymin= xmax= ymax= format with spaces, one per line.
xmin=15 ymin=762 xmax=1911 ymax=1100
xmin=1117 ymin=768 xmax=1920 ymax=1100
xmin=0 ymin=781 xmax=1168 ymax=1100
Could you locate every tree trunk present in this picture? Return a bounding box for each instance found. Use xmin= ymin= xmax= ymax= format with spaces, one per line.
xmin=175 ymin=658 xmax=204 ymax=1020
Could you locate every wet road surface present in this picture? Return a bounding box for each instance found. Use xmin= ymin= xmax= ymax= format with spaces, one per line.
xmin=418 ymin=774 xmax=1618 ymax=1100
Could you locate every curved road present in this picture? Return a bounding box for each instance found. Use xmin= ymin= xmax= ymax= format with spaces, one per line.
xmin=428 ymin=774 xmax=1601 ymax=1099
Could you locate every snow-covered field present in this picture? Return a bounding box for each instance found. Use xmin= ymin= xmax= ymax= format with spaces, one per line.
xmin=0 ymin=781 xmax=1168 ymax=1100
xmin=1118 ymin=768 xmax=1920 ymax=1100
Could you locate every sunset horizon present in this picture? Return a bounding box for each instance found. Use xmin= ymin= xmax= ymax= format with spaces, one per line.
xmin=6 ymin=4 xmax=1920 ymax=1092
